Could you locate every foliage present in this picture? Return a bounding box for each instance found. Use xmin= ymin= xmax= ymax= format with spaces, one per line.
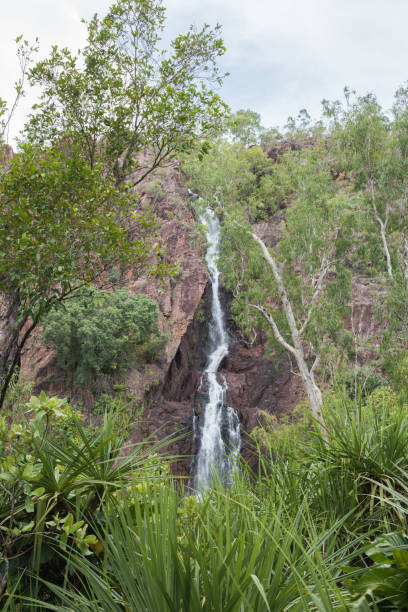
xmin=334 ymin=365 xmax=388 ymax=399
xmin=226 ymin=108 xmax=264 ymax=146
xmin=24 ymin=0 xmax=228 ymax=182
xmin=384 ymin=350 xmax=408 ymax=402
xmin=30 ymin=476 xmax=358 ymax=611
xmin=187 ymin=138 xmax=353 ymax=378
xmin=0 ymin=145 xmax=147 ymax=307
xmin=0 ymin=142 xmax=155 ymax=407
xmin=284 ymin=107 xmax=324 ymax=143
xmin=1 ymin=381 xmax=408 ymax=610
xmin=0 ymin=36 xmax=39 ymax=146
xmin=93 ymin=390 xmax=144 ymax=436
xmin=42 ymin=288 xmax=161 ymax=385
xmin=4 ymin=13 xmax=408 ymax=610
xmin=250 ymin=404 xmax=313 ymax=457
xmin=183 ymin=139 xmax=277 ymax=222
xmin=0 ymin=390 xmax=174 ymax=604
xmin=347 ymin=532 xmax=408 ymax=609
xmin=3 ymin=371 xmax=34 ymax=413
xmin=144 ymin=179 xmax=166 ymax=206
xmin=323 ymin=88 xmax=408 ymax=359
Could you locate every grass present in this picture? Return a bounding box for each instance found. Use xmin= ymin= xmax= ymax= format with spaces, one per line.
xmin=3 ymin=385 xmax=408 ymax=610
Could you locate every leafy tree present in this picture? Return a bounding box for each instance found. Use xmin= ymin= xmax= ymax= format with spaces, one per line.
xmin=0 ymin=0 xmax=228 ymax=407
xmin=227 ymin=109 xmax=264 ymax=146
xmin=42 ymin=288 xmax=160 ymax=385
xmin=324 ymin=88 xmax=408 ymax=370
xmin=283 ymin=108 xmax=323 ymax=142
xmin=0 ymin=36 xmax=38 ymax=147
xmin=324 ymin=89 xmax=408 ymax=280
xmin=0 ymin=145 xmax=151 ymax=407
xmin=25 ymin=0 xmax=228 ymax=184
xmin=184 ymin=139 xmax=277 ymax=221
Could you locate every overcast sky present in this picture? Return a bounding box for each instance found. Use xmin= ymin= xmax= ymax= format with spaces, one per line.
xmin=2 ymin=0 xmax=408 ymax=144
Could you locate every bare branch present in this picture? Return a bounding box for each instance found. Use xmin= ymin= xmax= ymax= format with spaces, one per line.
xmin=248 ymin=303 xmax=298 ymax=357
xmin=251 ymin=231 xmax=303 ymax=349
xmin=299 ymin=255 xmax=330 ymax=336
xmin=310 ymin=353 xmax=321 ymax=378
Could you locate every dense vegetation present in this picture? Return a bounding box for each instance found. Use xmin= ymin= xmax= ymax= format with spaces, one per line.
xmin=2 ymin=383 xmax=408 ymax=609
xmin=1 ymin=0 xmax=408 ymax=610
xmin=42 ymin=289 xmax=161 ymax=387
xmin=185 ymin=93 xmax=408 ymax=431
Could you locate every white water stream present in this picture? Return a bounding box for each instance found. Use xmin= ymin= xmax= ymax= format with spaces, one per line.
xmin=194 ymin=208 xmax=241 ymax=491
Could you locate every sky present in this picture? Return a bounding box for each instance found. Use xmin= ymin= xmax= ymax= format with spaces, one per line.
xmin=2 ymin=0 xmax=408 ymax=144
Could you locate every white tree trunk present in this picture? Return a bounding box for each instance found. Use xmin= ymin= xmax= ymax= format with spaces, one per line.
xmin=377 ymin=215 xmax=393 ymax=279
xmin=295 ymin=352 xmax=323 ymax=423
xmin=250 ymin=231 xmax=326 ymax=434
xmin=370 ymin=185 xmax=393 ymax=278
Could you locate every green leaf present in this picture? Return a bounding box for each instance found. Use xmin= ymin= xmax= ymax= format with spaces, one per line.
xmin=251 ymin=574 xmax=271 ymax=612
xmin=25 ymin=496 xmax=34 ymax=513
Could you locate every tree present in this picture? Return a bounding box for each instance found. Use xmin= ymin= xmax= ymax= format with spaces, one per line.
xmin=24 ymin=0 xmax=228 ymax=184
xmin=0 ymin=144 xmax=151 ymax=407
xmin=0 ymin=0 xmax=228 ymax=406
xmin=0 ymin=36 xmax=38 ymax=147
xmin=42 ymin=288 xmax=160 ymax=385
xmin=324 ymin=88 xmax=408 ymax=373
xmin=324 ymin=90 xmax=408 ymax=280
xmin=187 ymin=140 xmax=353 ymax=428
xmin=227 ymin=109 xmax=264 ymax=146
xmin=184 ymin=139 xmax=277 ymax=221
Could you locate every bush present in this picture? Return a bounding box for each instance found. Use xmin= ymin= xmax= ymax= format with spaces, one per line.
xmin=144 ymin=179 xmax=166 ymax=205
xmin=335 ymin=364 xmax=388 ymax=398
xmin=0 ymin=391 xmax=172 ymax=606
xmin=42 ymin=288 xmax=161 ymax=385
xmin=6 ymin=384 xmax=408 ymax=610
xmin=94 ymin=391 xmax=144 ymax=434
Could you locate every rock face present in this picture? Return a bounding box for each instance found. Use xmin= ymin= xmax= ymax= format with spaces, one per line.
xmin=351 ymin=276 xmax=386 ymax=364
xmin=145 ymin=283 xmax=304 ymax=475
xmin=144 ymin=207 xmax=387 ymax=476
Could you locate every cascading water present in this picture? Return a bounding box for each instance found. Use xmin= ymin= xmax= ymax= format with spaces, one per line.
xmin=193 ymin=207 xmax=241 ymax=491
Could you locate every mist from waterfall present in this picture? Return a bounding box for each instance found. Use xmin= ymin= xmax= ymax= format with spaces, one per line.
xmin=194 ymin=207 xmax=241 ymax=492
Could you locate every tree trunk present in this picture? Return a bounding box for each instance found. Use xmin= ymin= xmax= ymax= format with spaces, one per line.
xmin=295 ymin=352 xmax=323 ymax=423
xmin=0 ymin=290 xmax=20 ymax=374
xmin=0 ymin=290 xmax=28 ymax=408
xmin=250 ymin=231 xmax=327 ymax=436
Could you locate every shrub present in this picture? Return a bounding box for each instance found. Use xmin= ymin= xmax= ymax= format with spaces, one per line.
xmin=335 ymin=364 xmax=388 ymax=398
xmin=346 ymin=532 xmax=408 ymax=608
xmin=94 ymin=391 xmax=143 ymax=434
xmin=42 ymin=288 xmax=161 ymax=385
xmin=144 ymin=179 xmax=166 ymax=205
xmin=0 ymin=390 xmax=173 ymax=606
xmin=384 ymin=349 xmax=408 ymax=402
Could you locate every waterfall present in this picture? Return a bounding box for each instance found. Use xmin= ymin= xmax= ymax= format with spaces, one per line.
xmin=194 ymin=207 xmax=241 ymax=491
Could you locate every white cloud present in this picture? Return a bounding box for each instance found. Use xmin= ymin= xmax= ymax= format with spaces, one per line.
xmin=2 ymin=0 xmax=408 ymax=143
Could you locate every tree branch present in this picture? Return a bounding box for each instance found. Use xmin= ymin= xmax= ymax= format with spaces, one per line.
xmin=248 ymin=303 xmax=298 ymax=357
xmin=299 ymin=256 xmax=330 ymax=336
xmin=369 ymin=180 xmax=393 ymax=278
xmin=251 ymin=231 xmax=303 ymax=350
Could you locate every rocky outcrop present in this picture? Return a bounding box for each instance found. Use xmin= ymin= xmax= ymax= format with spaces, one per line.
xmin=348 ymin=276 xmax=387 ymax=371
xmin=264 ymin=138 xmax=317 ymax=163
xmin=142 ymin=283 xmax=304 ymax=475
